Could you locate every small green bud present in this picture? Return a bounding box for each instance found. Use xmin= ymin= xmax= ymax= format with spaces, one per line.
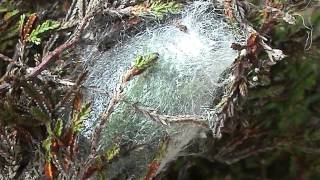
xmin=133 ymin=52 xmax=159 ymax=70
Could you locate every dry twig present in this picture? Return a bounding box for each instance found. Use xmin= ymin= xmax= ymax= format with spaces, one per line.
xmin=0 ymin=53 xmax=14 ymax=63
xmin=25 ymin=15 xmax=92 ymax=79
xmin=130 ymin=102 xmax=209 ymax=128
xmin=79 ymin=56 xmax=157 ymax=178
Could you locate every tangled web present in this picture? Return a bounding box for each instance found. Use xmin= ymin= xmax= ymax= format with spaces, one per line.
xmin=82 ymin=0 xmax=245 ymax=178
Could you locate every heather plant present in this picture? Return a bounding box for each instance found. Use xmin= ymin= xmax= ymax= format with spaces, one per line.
xmin=0 ymin=0 xmax=319 ymax=179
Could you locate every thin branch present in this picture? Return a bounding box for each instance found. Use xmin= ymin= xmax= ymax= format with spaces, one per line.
xmin=131 ymin=103 xmax=209 ymax=128
xmin=0 ymin=53 xmax=14 ymax=63
xmin=65 ymin=0 xmax=78 ymax=21
xmin=54 ymin=71 xmax=88 ymax=111
xmin=0 ymin=82 xmax=10 ymax=94
xmin=293 ymin=13 xmax=313 ymax=50
xmin=217 ymin=143 xmax=281 ymax=165
xmin=25 ymin=15 xmax=91 ymax=79
xmin=79 ymin=65 xmax=151 ymax=178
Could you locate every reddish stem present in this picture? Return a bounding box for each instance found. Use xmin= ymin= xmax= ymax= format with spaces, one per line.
xmin=26 ymin=16 xmax=90 ymax=79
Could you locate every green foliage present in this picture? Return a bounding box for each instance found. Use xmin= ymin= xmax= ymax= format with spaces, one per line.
xmin=42 ymin=123 xmax=54 ymax=162
xmin=149 ymin=1 xmax=182 ymax=19
xmin=153 ymin=138 xmax=169 ymax=162
xmin=27 ymin=20 xmax=60 ymax=45
xmin=42 ymin=135 xmax=52 ymax=161
xmin=53 ymin=118 xmax=63 ymax=137
xmin=0 ymin=95 xmax=49 ymax=127
xmin=0 ymin=0 xmax=319 ymax=179
xmin=0 ymin=23 xmax=19 ymax=51
xmin=0 ymin=8 xmax=20 ymax=51
xmin=71 ymin=103 xmax=91 ymax=133
xmin=18 ymin=14 xmax=25 ymax=29
xmin=250 ymin=85 xmax=285 ymax=99
xmin=4 ymin=9 xmax=19 ymax=20
xmin=265 ymin=48 xmax=320 ymax=130
xmin=0 ymin=0 xmax=14 ymax=9
xmin=0 ymin=102 xmax=19 ymax=125
xmin=105 ymin=145 xmax=120 ymax=161
xmin=133 ymin=52 xmax=159 ymax=70
xmin=30 ymin=106 xmax=50 ymax=123
xmin=96 ymin=172 xmax=107 ymax=180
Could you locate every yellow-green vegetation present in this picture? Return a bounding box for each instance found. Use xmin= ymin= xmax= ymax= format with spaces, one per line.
xmin=133 ymin=52 xmax=159 ymax=70
xmin=71 ymin=103 xmax=92 ymax=133
xmin=149 ymin=1 xmax=182 ymax=18
xmin=27 ymin=19 xmax=60 ymax=45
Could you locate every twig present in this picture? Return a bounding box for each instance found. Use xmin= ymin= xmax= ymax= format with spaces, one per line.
xmin=56 ymin=79 xmax=76 ymax=86
xmin=25 ymin=15 xmax=91 ymax=79
xmin=87 ymin=71 xmax=131 ymax=155
xmin=79 ymin=64 xmax=150 ymax=178
xmin=293 ymin=13 xmax=313 ymax=50
xmin=0 ymin=82 xmax=10 ymax=94
xmin=104 ymin=7 xmax=134 ymax=17
xmin=43 ymin=34 xmax=59 ymax=55
xmin=217 ymin=143 xmax=281 ymax=164
xmin=0 ymin=53 xmax=14 ymax=63
xmin=54 ymin=71 xmax=88 ymax=111
xmin=77 ymin=0 xmax=85 ymax=19
xmin=65 ymin=0 xmax=78 ymax=21
xmin=85 ymin=53 xmax=159 ymax=160
xmin=131 ymin=102 xmax=209 ymax=128
xmin=80 ymin=52 xmax=159 ymax=178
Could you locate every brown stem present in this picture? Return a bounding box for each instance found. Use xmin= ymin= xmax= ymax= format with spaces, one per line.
xmin=25 ymin=16 xmax=91 ymax=79
xmin=131 ymin=103 xmax=208 ymax=128
xmin=79 ymin=66 xmax=143 ymax=179
xmin=0 ymin=53 xmax=14 ymax=62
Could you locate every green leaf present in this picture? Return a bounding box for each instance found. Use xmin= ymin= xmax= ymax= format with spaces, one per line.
xmin=42 ymin=136 xmax=52 ymax=161
xmin=105 ymin=145 xmax=120 ymax=161
xmin=71 ymin=102 xmax=91 ymax=133
xmin=43 ymin=137 xmax=52 ymax=152
xmin=133 ymin=52 xmax=159 ymax=70
xmin=18 ymin=14 xmax=26 ymax=30
xmin=27 ymin=20 xmax=60 ymax=45
xmin=30 ymin=106 xmax=50 ymax=123
xmin=4 ymin=9 xmax=19 ymax=20
xmin=53 ymin=118 xmax=63 ymax=137
xmin=149 ymin=1 xmax=182 ymax=19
